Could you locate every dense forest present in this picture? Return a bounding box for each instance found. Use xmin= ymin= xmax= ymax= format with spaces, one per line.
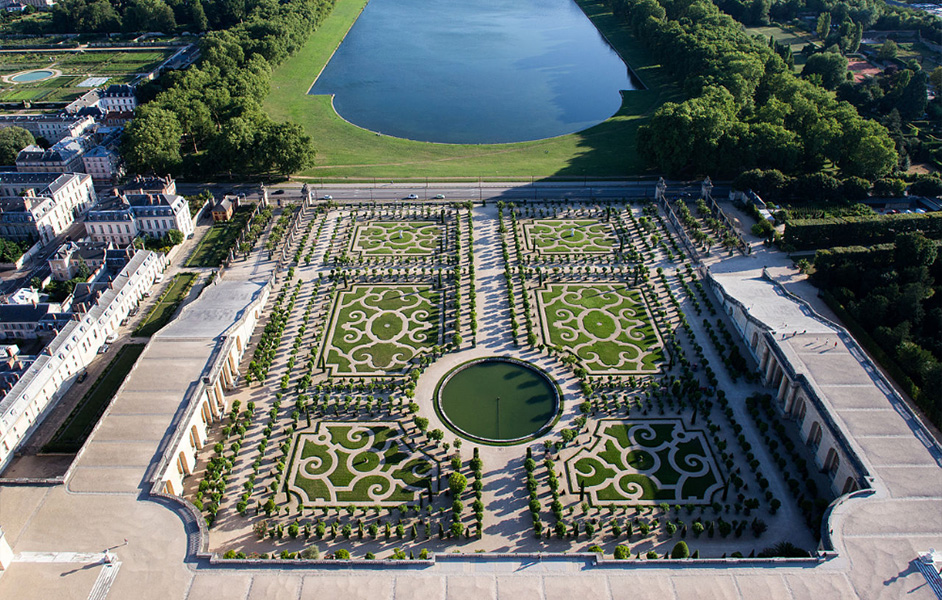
xmin=613 ymin=0 xmax=898 ymax=181
xmin=49 ymin=0 xmax=254 ymax=34
xmin=813 ymin=233 xmax=942 ymax=427
xmin=119 ymin=0 xmax=329 ymax=177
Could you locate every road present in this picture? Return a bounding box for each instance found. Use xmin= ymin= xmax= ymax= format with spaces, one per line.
xmin=176 ymin=180 xmax=728 ymax=204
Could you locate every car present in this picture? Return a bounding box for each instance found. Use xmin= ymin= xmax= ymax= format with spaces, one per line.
xmin=433 ymin=194 xmax=445 ymax=199
xmin=321 ymin=195 xmax=333 ymax=200
xmin=105 ymin=332 xmax=118 ymax=343
xmin=273 ymin=189 xmax=285 ymax=195
xmin=405 ymin=194 xmax=418 ymax=200
xmin=77 ymin=370 xmax=88 ymax=383
xmin=98 ymin=344 xmax=110 ymax=354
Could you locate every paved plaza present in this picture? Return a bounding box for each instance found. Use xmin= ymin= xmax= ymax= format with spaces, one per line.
xmin=0 ymin=198 xmax=939 ymax=599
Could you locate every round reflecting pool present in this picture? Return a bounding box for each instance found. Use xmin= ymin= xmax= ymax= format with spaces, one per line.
xmin=10 ymin=70 xmax=55 ymax=83
xmin=437 ymin=358 xmax=559 ymax=444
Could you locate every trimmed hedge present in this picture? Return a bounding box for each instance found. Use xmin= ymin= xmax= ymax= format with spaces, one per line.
xmin=785 ymin=212 xmax=942 ymax=250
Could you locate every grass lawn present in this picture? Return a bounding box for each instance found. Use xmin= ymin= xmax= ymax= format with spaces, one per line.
xmin=263 ymin=0 xmax=679 ymax=179
xmin=42 ymin=344 xmax=146 ymax=453
xmin=537 ymin=283 xmax=663 ymax=374
xmin=185 ymin=207 xmax=253 ymax=267
xmin=322 ymin=285 xmax=440 ymax=375
xmin=351 ymin=222 xmax=443 ymax=256
xmin=133 ymin=273 xmax=198 ymax=337
xmin=567 ymin=419 xmax=722 ymax=504
xmin=523 ymin=219 xmax=617 ymax=254
xmin=287 ymin=423 xmax=436 ymax=504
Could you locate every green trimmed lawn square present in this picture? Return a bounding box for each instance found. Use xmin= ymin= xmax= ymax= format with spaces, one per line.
xmin=285 ymin=421 xmax=439 ymax=506
xmin=566 ymin=419 xmax=723 ymax=505
xmin=185 ymin=207 xmax=253 ymax=268
xmin=350 ymin=221 xmax=443 ymax=256
xmin=522 ymin=219 xmax=617 ymax=255
xmin=321 ymin=284 xmax=440 ymax=376
xmin=537 ymin=282 xmax=663 ymax=374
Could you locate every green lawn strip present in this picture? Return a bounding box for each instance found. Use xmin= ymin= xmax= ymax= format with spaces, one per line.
xmin=185 ymin=207 xmax=253 ymax=267
xmin=42 ymin=344 xmax=145 ymax=453
xmin=264 ymin=0 xmax=678 ymax=178
xmin=133 ymin=272 xmax=198 ymax=337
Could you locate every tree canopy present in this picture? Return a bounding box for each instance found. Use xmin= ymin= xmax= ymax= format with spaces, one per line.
xmin=121 ymin=0 xmax=325 ymax=178
xmin=0 ymin=126 xmax=34 ymax=165
xmin=624 ymin=0 xmax=897 ymax=180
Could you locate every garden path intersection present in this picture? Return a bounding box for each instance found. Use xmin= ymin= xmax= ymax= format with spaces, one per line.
xmin=0 ymin=195 xmax=938 ymax=600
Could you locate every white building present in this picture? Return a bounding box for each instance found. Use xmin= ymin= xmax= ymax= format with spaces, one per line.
xmin=98 ymin=84 xmax=137 ymax=113
xmin=0 ymin=173 xmax=97 ymax=245
xmin=48 ymin=239 xmax=112 ymax=281
xmin=15 ymin=137 xmax=90 ymax=174
xmin=0 ymin=249 xmax=167 ymax=470
xmin=0 ymin=114 xmax=95 ymax=144
xmin=85 ymin=177 xmax=193 ymax=246
xmin=81 ymin=145 xmax=123 ymax=185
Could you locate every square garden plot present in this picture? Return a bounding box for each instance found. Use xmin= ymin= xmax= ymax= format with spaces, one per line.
xmin=566 ymin=419 xmax=724 ymax=505
xmin=349 ymin=221 xmax=444 ymax=257
xmin=284 ymin=421 xmax=439 ymax=506
xmin=536 ymin=282 xmax=664 ymax=375
xmin=321 ymin=284 xmax=440 ymax=376
xmin=522 ymin=219 xmax=617 ymax=255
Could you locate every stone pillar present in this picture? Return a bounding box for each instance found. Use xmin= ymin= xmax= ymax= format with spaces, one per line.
xmin=764 ymin=356 xmax=777 ymax=386
xmin=655 ymin=177 xmax=667 ymax=202
xmin=777 ymin=374 xmax=790 ymax=403
xmin=782 ymin=384 xmax=798 ymax=414
xmin=221 ymin=362 xmax=233 ymax=390
xmin=701 ymin=176 xmax=713 ymax=200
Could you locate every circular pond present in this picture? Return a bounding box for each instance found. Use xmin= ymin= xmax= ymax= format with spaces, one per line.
xmin=437 ymin=358 xmax=559 ymax=444
xmin=10 ymin=70 xmax=55 ymax=83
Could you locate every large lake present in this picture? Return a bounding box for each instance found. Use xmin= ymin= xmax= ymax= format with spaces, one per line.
xmin=309 ymin=0 xmax=637 ymax=144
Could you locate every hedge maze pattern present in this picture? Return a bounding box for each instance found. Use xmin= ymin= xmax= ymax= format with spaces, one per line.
xmin=522 ymin=219 xmax=617 ymax=255
xmin=350 ymin=221 xmax=443 ymax=256
xmin=566 ymin=419 xmax=723 ymax=505
xmin=321 ymin=284 xmax=440 ymax=376
xmin=536 ymin=282 xmax=663 ymax=374
xmin=286 ymin=421 xmax=439 ymax=506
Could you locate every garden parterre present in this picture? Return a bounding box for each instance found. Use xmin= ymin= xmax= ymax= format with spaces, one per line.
xmin=188 ymin=199 xmax=820 ymax=561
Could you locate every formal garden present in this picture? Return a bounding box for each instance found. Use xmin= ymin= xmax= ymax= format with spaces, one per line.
xmin=185 ymin=198 xmax=824 ymax=562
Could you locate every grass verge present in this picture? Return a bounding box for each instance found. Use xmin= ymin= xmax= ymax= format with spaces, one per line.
xmin=185 ymin=206 xmax=253 ymax=268
xmin=133 ymin=272 xmax=198 ymax=337
xmin=264 ymin=0 xmax=679 ymax=179
xmin=42 ymin=344 xmax=146 ymax=453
